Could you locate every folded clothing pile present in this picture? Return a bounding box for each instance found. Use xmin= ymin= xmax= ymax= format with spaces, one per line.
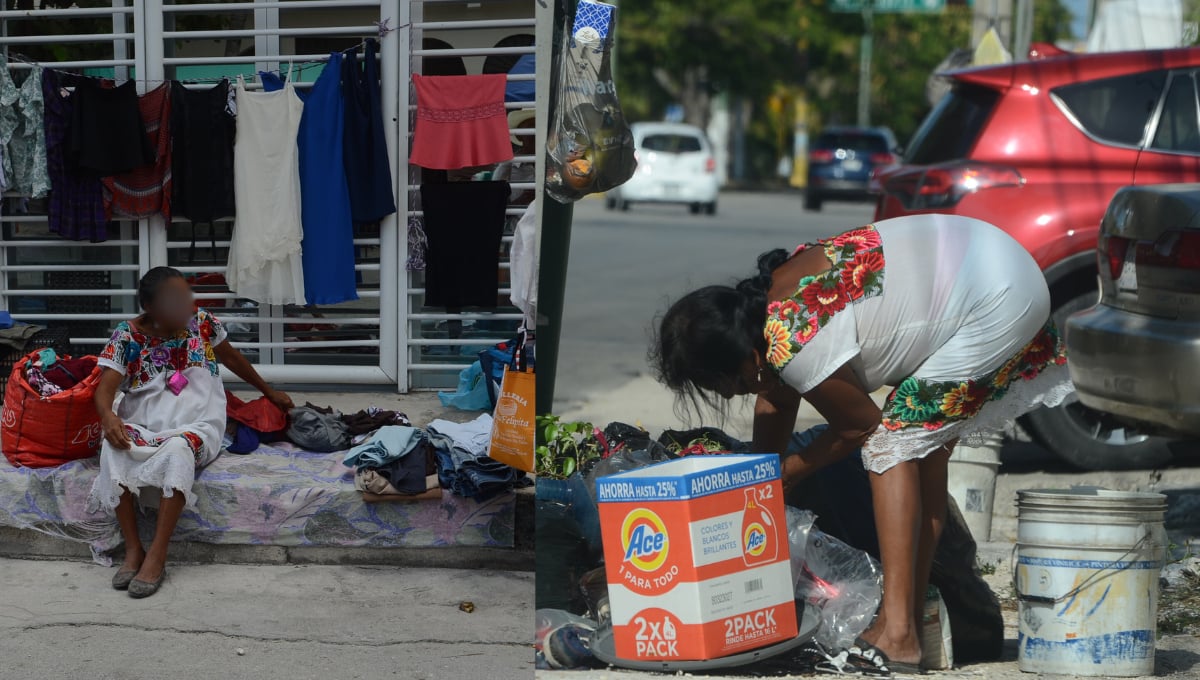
xmin=428 ymin=413 xmax=530 ymax=500
xmin=344 ymin=425 xmax=439 ymax=498
xmin=223 ymin=397 xmax=414 ymax=456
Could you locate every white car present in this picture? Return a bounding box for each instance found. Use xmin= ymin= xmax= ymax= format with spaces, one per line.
xmin=605 ymin=122 xmax=720 ymax=215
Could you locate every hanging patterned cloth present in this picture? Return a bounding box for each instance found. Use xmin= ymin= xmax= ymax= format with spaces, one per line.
xmin=102 ymin=82 xmax=172 ymax=219
xmin=43 ymin=70 xmax=109 ymax=242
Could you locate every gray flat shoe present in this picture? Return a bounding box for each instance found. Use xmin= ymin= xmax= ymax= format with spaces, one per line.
xmin=111 ymin=568 xmax=137 ymax=591
xmin=128 ymin=569 xmax=166 ymax=599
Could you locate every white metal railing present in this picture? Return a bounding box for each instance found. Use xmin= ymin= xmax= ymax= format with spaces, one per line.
xmin=401 ymin=0 xmax=539 ymax=389
xmin=0 ymin=0 xmax=541 ymax=391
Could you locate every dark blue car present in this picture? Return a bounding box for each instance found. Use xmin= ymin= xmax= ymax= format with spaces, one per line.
xmin=805 ymin=126 xmax=899 ymax=211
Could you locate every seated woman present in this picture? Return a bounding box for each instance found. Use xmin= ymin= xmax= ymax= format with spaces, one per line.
xmin=88 ymin=267 xmax=294 ymax=598
xmin=653 ymin=214 xmax=1073 ymax=674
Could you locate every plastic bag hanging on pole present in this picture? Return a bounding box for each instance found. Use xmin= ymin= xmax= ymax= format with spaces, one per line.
xmin=545 ymin=1 xmax=636 ymax=203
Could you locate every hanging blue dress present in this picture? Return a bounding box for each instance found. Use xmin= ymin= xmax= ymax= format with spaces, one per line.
xmin=295 ymin=54 xmax=358 ymax=305
xmin=342 ymin=39 xmax=396 ymax=224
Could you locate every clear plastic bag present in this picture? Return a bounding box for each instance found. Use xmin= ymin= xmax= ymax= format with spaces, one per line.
xmin=786 ymin=507 xmax=883 ymax=650
xmin=545 ymin=6 xmax=636 ymax=203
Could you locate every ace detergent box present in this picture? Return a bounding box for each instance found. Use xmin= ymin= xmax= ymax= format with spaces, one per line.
xmin=596 ymin=454 xmax=796 ymax=661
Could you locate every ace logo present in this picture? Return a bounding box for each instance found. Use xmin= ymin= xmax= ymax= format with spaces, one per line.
xmin=633 ymin=608 xmax=682 ymax=658
xmin=621 ymin=508 xmax=669 ymax=572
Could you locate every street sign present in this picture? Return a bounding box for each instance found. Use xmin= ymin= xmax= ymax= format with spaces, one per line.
xmin=831 ymin=0 xmax=946 ymax=12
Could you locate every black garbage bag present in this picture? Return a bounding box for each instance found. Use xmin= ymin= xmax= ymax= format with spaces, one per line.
xmin=536 ymin=493 xmax=595 ymax=614
xmin=600 ymin=421 xmax=663 ymax=455
xmin=658 ymin=426 xmax=749 ymax=454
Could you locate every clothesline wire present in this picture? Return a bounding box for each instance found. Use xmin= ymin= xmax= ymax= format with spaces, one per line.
xmin=3 ymin=18 xmax=406 ymax=87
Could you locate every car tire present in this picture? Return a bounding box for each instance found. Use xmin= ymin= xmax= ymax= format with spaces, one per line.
xmin=804 ymin=192 xmax=823 ymax=212
xmin=689 ymin=203 xmax=702 ymax=215
xmin=1020 ymin=285 xmax=1175 ymax=471
xmin=705 ymin=202 xmax=717 ymax=216
xmin=605 ymin=196 xmax=617 ymax=210
xmin=619 ymin=200 xmax=631 ymax=212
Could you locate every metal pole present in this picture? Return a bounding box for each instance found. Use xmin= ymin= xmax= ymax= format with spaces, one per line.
xmin=535 ymin=0 xmax=575 ymax=415
xmin=1014 ymin=0 xmax=1033 ymax=59
xmin=857 ymin=2 xmax=873 ymax=127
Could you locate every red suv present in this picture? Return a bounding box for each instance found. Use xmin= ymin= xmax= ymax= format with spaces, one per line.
xmin=875 ymin=47 xmax=1200 ymax=470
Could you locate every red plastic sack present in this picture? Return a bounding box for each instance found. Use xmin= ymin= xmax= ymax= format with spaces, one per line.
xmin=1 ymin=351 xmax=103 ymax=468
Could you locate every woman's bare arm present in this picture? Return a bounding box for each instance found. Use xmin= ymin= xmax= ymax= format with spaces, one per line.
xmin=94 ymin=368 xmax=131 ymax=449
xmin=779 ymin=364 xmax=881 ymax=489
xmin=752 ymin=382 xmax=802 ymax=456
xmin=213 ymin=340 xmax=294 ymax=410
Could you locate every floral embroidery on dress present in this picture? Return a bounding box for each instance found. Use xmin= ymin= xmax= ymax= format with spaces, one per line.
xmin=765 ymin=225 xmax=886 ymax=371
xmin=880 ymin=321 xmax=1069 ymax=432
xmin=179 ymin=431 xmax=206 ymax=463
xmin=124 ymin=427 xmax=206 ymax=463
xmin=98 ymin=309 xmax=226 ymax=390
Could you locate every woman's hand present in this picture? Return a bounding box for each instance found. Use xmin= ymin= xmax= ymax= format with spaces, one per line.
xmin=101 ymin=413 xmax=132 ymax=450
xmin=266 ymin=389 xmax=294 ymax=412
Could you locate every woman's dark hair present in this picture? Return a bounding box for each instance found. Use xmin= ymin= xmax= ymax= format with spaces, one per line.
xmin=651 ymin=249 xmax=790 ymax=414
xmin=138 ymin=266 xmax=186 ymax=309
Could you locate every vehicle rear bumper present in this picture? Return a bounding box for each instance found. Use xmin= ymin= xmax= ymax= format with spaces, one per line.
xmin=808 ymin=176 xmax=871 ymax=197
xmin=615 ymin=173 xmax=718 ymax=203
xmin=1066 ymin=304 xmax=1200 ymax=437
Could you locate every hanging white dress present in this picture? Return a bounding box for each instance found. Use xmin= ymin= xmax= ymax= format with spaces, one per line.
xmin=227 ymin=69 xmax=306 ymax=305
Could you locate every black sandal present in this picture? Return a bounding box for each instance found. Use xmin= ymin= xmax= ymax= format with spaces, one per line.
xmin=849 ymin=637 xmax=925 ymax=676
xmin=794 ymin=640 xmax=891 ymax=677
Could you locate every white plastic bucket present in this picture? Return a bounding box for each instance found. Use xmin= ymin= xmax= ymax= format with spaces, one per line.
xmin=947 ymin=438 xmax=1002 ymax=542
xmin=1015 ymin=487 xmax=1167 ymax=677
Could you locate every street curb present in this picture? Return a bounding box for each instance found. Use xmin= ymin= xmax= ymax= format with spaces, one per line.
xmin=0 ymin=487 xmax=536 ymax=571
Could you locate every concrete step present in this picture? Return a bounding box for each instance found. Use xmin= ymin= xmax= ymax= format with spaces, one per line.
xmin=0 ymin=486 xmax=535 ymax=570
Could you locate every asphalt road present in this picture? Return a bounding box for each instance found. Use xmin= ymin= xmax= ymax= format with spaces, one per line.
xmin=552 ymin=192 xmax=876 ymax=409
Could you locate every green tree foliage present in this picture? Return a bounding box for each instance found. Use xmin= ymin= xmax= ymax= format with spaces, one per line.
xmin=1032 ymin=0 xmax=1075 ymax=44
xmin=615 ymin=0 xmax=807 ymax=128
xmin=615 ymin=1 xmax=972 ymax=168
xmin=615 ymin=0 xmax=1074 ymax=179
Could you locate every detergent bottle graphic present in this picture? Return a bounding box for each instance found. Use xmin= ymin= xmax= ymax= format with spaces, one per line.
xmin=741 ymin=487 xmax=777 ymax=567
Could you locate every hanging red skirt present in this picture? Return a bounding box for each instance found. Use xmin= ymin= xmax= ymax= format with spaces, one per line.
xmin=409 ymin=73 xmax=514 ymax=170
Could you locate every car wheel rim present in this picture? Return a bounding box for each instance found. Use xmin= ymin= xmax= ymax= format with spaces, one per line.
xmin=1061 ymin=395 xmax=1151 ymax=446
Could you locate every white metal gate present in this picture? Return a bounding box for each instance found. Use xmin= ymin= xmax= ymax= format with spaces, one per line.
xmin=402 ymin=0 xmax=539 ymax=390
xmin=0 ymin=0 xmax=542 ymax=391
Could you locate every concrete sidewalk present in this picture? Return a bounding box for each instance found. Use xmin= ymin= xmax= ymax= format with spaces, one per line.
xmin=0 ymin=557 xmax=534 ymax=679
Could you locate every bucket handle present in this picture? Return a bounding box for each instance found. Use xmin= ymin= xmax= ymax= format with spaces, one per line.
xmin=1010 ymin=532 xmax=1155 ymax=605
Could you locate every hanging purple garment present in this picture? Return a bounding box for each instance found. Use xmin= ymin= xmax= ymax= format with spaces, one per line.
xmin=43 ymin=69 xmax=109 ymax=242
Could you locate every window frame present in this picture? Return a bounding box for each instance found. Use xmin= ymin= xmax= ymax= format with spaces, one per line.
xmin=1049 ymin=68 xmax=1170 ymax=151
xmin=1145 ymin=70 xmax=1200 ymax=157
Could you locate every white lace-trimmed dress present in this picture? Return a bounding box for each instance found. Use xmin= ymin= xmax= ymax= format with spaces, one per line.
xmin=87 ymin=310 xmax=228 ymax=511
xmin=763 ymin=214 xmax=1075 ymax=474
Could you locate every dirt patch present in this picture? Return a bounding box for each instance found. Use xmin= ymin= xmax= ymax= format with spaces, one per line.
xmin=1160 ymin=557 xmax=1200 ymax=636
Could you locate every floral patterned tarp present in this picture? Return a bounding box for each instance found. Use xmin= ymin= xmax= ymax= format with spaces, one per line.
xmin=0 ymin=442 xmax=516 ymax=564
